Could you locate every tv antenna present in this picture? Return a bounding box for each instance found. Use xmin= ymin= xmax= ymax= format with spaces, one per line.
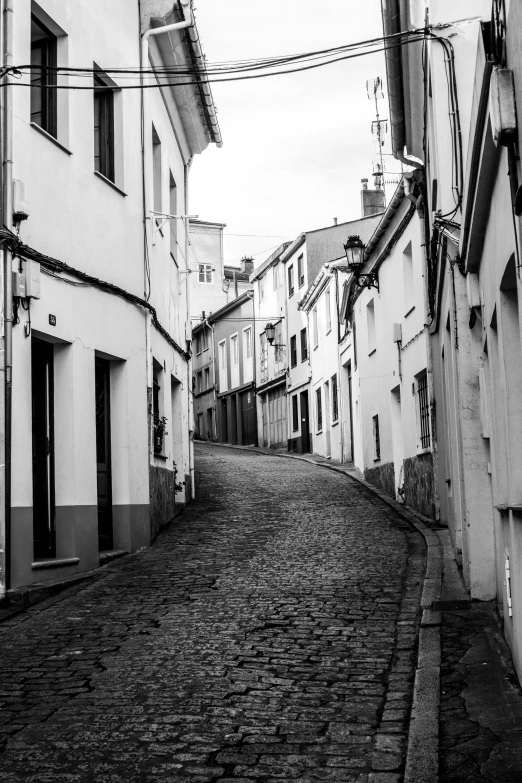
xmin=366 ymin=77 xmax=388 ymax=191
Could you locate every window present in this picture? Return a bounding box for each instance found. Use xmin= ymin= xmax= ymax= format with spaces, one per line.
xmin=93 ymin=77 xmax=115 ymax=181
xmin=153 ymin=361 xmax=164 ymax=455
xmin=204 ymin=368 xmax=210 ymax=390
xmin=331 ymin=374 xmax=338 ymax=422
xmin=152 ymin=125 xmax=162 ymax=213
xmin=30 ymin=15 xmax=57 ymax=137
xmin=170 ymin=173 xmax=178 ymax=259
xmin=197 ymin=371 xmax=203 ymax=393
xmin=288 ymin=265 xmax=295 ymax=297
xmin=325 ymin=289 xmax=332 ymax=333
xmin=372 ymin=415 xmax=380 ymax=460
xmin=273 ymin=264 xmax=280 ymax=290
xmin=219 ymin=340 xmax=228 ymax=392
xmin=275 ymin=322 xmax=284 ymax=366
xmin=198 ymin=264 xmax=213 ymax=284
xmin=298 ymin=254 xmax=305 ymax=287
xmin=230 ymin=334 xmax=239 ymax=388
xmin=301 ymin=327 xmax=308 ymax=361
xmin=292 ymin=395 xmax=299 ymax=431
xmin=313 ymin=308 xmax=318 ymax=348
xmin=202 ymin=329 xmax=209 ymax=351
xmin=290 ymin=335 xmax=297 ymax=368
xmin=403 ymin=242 xmax=414 ymax=314
xmin=243 ymin=327 xmax=253 ymax=383
xmin=316 ymin=388 xmax=323 ymax=432
xmin=259 ymin=276 xmax=265 ymax=302
xmin=367 ymin=299 xmax=376 ymax=354
xmin=416 ymin=370 xmax=431 ymax=449
xmin=260 ymin=333 xmax=268 ymax=383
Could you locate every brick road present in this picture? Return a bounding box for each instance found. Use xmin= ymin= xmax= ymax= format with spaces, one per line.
xmin=0 ymin=443 xmax=425 ymax=782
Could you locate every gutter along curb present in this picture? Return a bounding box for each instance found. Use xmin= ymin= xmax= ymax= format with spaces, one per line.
xmin=200 ymin=441 xmax=442 ymax=783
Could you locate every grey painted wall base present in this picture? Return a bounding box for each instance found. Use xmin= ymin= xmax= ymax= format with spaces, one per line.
xmin=11 ymin=503 xmax=151 ymax=590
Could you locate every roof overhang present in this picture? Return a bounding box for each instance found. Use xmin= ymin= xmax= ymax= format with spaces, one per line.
xmin=142 ymin=1 xmax=222 ymax=155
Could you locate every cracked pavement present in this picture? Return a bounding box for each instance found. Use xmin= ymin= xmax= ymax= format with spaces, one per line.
xmin=0 ymin=443 xmax=426 ymax=782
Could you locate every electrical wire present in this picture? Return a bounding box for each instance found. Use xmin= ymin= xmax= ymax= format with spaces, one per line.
xmin=0 ymin=228 xmax=191 ymax=360
xmin=2 ymin=33 xmax=429 ymax=90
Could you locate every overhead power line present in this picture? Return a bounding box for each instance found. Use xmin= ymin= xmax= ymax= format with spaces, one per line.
xmin=1 ymin=27 xmax=436 ymax=90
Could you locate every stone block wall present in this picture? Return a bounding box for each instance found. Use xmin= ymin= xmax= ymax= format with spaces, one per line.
xmin=364 ymin=461 xmax=396 ymax=500
xmin=149 ymin=465 xmax=179 ymax=541
xmin=403 ymin=453 xmax=436 ymax=519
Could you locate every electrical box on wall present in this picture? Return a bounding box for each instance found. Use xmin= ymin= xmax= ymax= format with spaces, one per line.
xmin=392 ymin=323 xmax=402 ymax=343
xmin=25 ymin=259 xmax=41 ymax=299
xmin=12 ymin=260 xmax=41 ymax=299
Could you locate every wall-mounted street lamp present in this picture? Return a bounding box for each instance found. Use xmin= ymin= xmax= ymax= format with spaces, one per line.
xmin=343 ymin=234 xmax=379 ymax=292
xmin=265 ymin=322 xmax=285 ymax=351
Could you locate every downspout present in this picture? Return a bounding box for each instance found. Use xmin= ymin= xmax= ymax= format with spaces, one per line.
xmin=141 ymin=1 xmax=194 ymax=500
xmin=1 ymin=0 xmax=13 ymax=599
xmin=184 ymin=167 xmax=195 ymax=500
xmin=416 ymin=192 xmax=440 ymax=519
xmin=381 ymin=0 xmax=424 ymax=170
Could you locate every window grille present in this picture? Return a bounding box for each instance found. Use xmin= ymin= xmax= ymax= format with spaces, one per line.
xmin=331 ymin=374 xmax=338 ymax=422
xmin=316 ymin=388 xmax=323 ymax=432
xmin=417 ymin=370 xmax=431 ymax=448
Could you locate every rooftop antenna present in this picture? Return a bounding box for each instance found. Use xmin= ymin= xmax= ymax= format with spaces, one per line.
xmin=366 ymin=77 xmax=387 ymax=193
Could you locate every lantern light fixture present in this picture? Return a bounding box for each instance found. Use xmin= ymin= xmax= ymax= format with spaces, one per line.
xmin=343 ymin=234 xmax=379 ymax=291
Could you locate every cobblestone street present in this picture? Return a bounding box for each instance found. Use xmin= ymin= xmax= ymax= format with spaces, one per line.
xmin=0 ymin=444 xmax=425 ymax=782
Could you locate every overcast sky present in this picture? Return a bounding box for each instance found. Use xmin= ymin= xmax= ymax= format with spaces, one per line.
xmin=189 ymin=0 xmax=393 ymax=268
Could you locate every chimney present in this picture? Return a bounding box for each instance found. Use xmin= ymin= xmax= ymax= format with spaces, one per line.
xmin=333 ymin=217 xmax=338 ymax=226
xmin=360 ymin=177 xmax=385 ymax=217
xmin=240 ymin=256 xmax=254 ymax=274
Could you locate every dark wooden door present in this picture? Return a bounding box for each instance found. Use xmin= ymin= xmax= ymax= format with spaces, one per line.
xmin=221 ymin=398 xmax=228 ymax=442
xmin=240 ymin=389 xmax=256 ymax=445
xmin=32 ymin=338 xmax=56 ymax=559
xmin=300 ymin=390 xmax=311 ymax=453
xmin=95 ymin=358 xmax=113 ymax=551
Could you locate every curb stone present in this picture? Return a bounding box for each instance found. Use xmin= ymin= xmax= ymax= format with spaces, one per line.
xmin=198 ymin=441 xmax=442 ymax=783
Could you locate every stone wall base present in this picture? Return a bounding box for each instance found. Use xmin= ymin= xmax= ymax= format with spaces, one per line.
xmin=364 ymin=461 xmax=396 ymax=500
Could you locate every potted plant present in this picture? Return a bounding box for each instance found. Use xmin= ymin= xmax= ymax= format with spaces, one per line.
xmin=153 ymin=415 xmax=168 ymax=454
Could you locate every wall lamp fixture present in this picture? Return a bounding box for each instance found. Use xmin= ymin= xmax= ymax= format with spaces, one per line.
xmin=265 ymin=322 xmax=285 ymax=351
xmin=343 ymin=234 xmax=379 ymax=292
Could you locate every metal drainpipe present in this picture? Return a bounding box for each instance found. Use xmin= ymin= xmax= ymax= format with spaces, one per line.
xmin=141 ymin=3 xmax=194 ymax=500
xmin=1 ymin=0 xmax=14 ymax=599
xmin=417 ymin=193 xmax=441 ymax=518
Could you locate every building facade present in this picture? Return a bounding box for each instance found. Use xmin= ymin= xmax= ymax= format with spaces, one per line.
xmin=193 ymin=292 xmax=256 ymax=447
xmin=1 ymin=0 xmax=220 ymax=594
xmin=381 ymin=0 xmax=522 ymax=677
xmin=250 ymin=243 xmax=291 ymax=449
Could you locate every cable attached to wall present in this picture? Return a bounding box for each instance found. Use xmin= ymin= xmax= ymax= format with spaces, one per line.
xmin=0 ymin=229 xmax=191 ymax=360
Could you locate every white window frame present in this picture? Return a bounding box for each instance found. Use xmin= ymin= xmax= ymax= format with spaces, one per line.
xmin=313 ymin=307 xmax=318 ymax=348
xmin=325 ymin=288 xmax=332 ymax=333
xmin=243 ymin=326 xmax=253 ymax=383
xmin=218 ymin=339 xmax=228 ymax=392
xmin=230 ymin=332 xmax=240 ymax=388
xmin=198 ymin=263 xmax=213 ymax=284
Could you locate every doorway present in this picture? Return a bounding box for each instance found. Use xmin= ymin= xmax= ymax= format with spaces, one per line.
xmin=324 ymin=380 xmax=331 ymax=458
xmin=300 ymin=390 xmax=311 ymax=453
xmin=221 ymin=398 xmax=228 ymax=441
xmin=95 ymin=358 xmax=113 ymax=551
xmin=347 ymin=362 xmax=354 ymax=462
xmin=32 ymin=338 xmax=56 ymax=560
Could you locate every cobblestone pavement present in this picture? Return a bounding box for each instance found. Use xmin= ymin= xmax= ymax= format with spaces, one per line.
xmin=0 ymin=443 xmax=425 ymax=782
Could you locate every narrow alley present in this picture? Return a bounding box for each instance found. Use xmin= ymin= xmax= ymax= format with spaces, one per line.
xmin=0 ymin=444 xmax=425 ymax=782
